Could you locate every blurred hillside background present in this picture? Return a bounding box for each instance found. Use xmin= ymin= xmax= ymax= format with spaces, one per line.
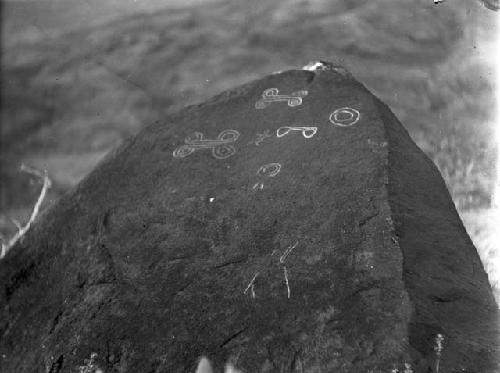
xmin=1 ymin=0 xmax=499 ymax=301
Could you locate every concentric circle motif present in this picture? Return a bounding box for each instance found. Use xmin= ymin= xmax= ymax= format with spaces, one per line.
xmin=329 ymin=107 xmax=360 ymax=127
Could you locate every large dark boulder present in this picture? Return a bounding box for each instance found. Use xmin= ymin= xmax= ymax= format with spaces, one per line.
xmin=1 ymin=63 xmax=498 ymax=373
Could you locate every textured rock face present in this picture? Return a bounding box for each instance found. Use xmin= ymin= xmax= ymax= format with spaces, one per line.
xmin=1 ymin=65 xmax=498 ymax=373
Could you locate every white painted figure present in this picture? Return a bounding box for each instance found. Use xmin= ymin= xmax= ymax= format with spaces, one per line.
xmin=276 ymin=126 xmax=318 ymax=139
xmin=252 ymin=182 xmax=264 ymax=191
xmin=329 ymin=107 xmax=361 ymax=127
xmin=255 ymin=88 xmax=308 ymax=109
xmin=244 ymin=272 xmax=259 ymax=298
xmin=283 ymin=266 xmax=291 ymax=298
xmin=256 ymin=163 xmax=281 ymax=177
xmin=173 ymin=129 xmax=240 ymax=159
xmin=279 ymin=241 xmax=298 ymax=263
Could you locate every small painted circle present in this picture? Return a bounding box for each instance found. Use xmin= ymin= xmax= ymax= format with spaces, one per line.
xmin=257 ymin=163 xmax=281 ymax=177
xmin=212 ymin=145 xmax=236 ymax=159
xmin=329 ymin=107 xmax=360 ymax=127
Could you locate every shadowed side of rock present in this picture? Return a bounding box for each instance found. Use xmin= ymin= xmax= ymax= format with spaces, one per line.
xmin=378 ymin=97 xmax=500 ymax=372
xmin=0 ymin=64 xmax=498 ymax=373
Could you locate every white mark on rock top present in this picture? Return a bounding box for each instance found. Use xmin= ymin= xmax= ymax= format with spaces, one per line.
xmin=302 ymin=61 xmax=330 ymax=71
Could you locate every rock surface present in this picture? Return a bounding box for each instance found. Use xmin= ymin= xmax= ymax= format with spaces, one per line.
xmin=1 ymin=64 xmax=498 ymax=373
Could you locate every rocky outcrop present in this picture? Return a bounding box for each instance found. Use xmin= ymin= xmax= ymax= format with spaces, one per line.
xmin=1 ymin=63 xmax=498 ymax=373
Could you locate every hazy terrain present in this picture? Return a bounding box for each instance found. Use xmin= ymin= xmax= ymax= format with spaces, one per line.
xmin=1 ymin=0 xmax=499 ymax=300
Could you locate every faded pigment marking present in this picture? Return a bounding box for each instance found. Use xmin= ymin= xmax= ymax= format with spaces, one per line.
xmin=244 ymin=272 xmax=259 ymax=299
xmin=248 ymin=129 xmax=272 ymax=146
xmin=257 ymin=163 xmax=281 ymax=177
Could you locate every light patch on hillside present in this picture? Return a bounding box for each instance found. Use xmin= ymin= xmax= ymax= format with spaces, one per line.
xmin=460 ymin=16 xmax=500 ymax=306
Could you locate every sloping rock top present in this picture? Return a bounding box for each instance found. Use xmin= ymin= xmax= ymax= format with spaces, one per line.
xmin=1 ymin=63 xmax=498 ymax=373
